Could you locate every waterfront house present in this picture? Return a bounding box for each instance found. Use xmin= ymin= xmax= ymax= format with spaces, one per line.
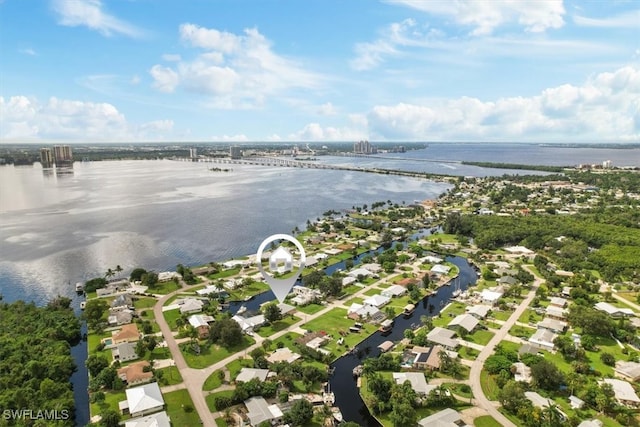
xmin=108 ymin=309 xmax=134 ymax=326
xmin=232 ymin=314 xmax=265 ymax=334
xmin=111 ymin=294 xmax=134 ymax=311
xmin=112 ymin=342 xmax=139 ymax=362
xmin=266 ymin=348 xmax=301 ymax=364
xmin=347 ymin=267 xmax=374 ymax=278
xmin=117 ymin=361 xmax=153 ymax=386
xmin=113 ymin=323 xmax=140 ymax=344
xmin=347 ymin=303 xmax=384 ymax=322
xmin=480 ymin=289 xmax=503 ymax=306
xmin=176 ymin=298 xmax=204 ymax=314
xmin=157 ymin=271 xmax=180 ymax=282
xmin=430 ymin=264 xmax=451 ymax=276
xmin=381 ymin=284 xmax=407 ymax=298
xmin=363 ymin=294 xmax=391 ymax=308
xmin=392 ymin=372 xmax=434 ymax=396
xmin=124 ymin=411 xmax=170 ymax=427
xmin=119 ymin=383 xmax=164 ymax=417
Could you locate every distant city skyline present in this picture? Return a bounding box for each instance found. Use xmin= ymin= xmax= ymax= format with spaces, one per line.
xmin=1 ymin=0 xmax=638 ymax=143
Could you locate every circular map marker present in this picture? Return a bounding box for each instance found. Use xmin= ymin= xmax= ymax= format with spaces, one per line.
xmin=256 ymin=234 xmax=306 ymax=303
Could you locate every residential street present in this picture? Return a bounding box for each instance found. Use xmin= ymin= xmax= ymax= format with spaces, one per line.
xmin=468 ymin=264 xmax=543 ymax=427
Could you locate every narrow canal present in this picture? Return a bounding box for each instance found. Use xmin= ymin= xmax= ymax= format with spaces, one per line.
xmin=329 ymin=255 xmax=479 ymax=426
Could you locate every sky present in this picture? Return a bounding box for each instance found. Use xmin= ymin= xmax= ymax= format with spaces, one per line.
xmin=1 ymin=0 xmax=639 ymax=143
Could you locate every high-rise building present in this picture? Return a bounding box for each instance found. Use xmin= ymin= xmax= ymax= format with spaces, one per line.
xmin=353 ymin=140 xmax=376 ymax=154
xmin=603 ymin=160 xmax=612 ymax=169
xmin=40 ymin=148 xmax=53 ymax=168
xmin=230 ymin=146 xmax=242 ymax=159
xmin=189 ymin=147 xmax=198 ymax=160
xmin=53 ymin=145 xmax=73 ymax=166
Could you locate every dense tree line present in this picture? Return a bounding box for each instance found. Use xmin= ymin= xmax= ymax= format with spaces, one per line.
xmin=0 ymin=298 xmax=80 ymax=426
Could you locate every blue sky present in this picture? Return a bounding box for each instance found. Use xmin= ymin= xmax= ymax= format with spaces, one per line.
xmin=1 ymin=0 xmax=638 ymax=143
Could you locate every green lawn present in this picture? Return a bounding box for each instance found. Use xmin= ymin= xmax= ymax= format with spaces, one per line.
xmin=226 ymin=358 xmax=254 ymax=381
xmin=133 ymin=296 xmax=158 ymax=309
xmin=255 ymin=315 xmax=300 ymax=338
xmin=458 ymin=346 xmax=479 ymax=360
xmin=466 ymin=329 xmax=494 ymax=346
xmin=157 ymin=365 xmax=183 ymax=386
xmin=433 ymin=302 xmax=468 ymax=327
xmin=208 ymin=267 xmax=241 ymax=280
xmin=87 ymin=331 xmax=113 ymax=362
xmin=302 ymin=307 xmax=377 ymax=356
xmin=517 ymin=308 xmax=542 ymax=324
xmin=475 ymin=415 xmax=502 ymax=427
xmin=89 ymin=390 xmax=126 ymax=418
xmin=617 ymin=292 xmax=639 ymax=305
xmin=508 ymin=325 xmax=534 ymax=339
xmin=205 ymin=390 xmax=235 ymax=411
xmin=445 ymin=382 xmax=473 ymax=399
xmin=164 ymin=389 xmax=201 ymax=426
xmin=480 ymin=369 xmax=500 ymax=400
xmin=296 ymin=303 xmax=326 ymax=315
xmin=363 ymin=288 xmax=380 ymax=297
xmin=150 ymin=280 xmax=182 ymax=295
xmin=203 ymin=370 xmax=225 ymax=391
xmin=267 ymin=332 xmax=302 ymax=352
xmin=491 ymin=310 xmax=513 ymax=321
xmin=341 ymin=284 xmax=362 ymax=296
xmin=162 ymin=308 xmax=182 ymax=330
xmin=344 ymin=297 xmax=364 ymax=306
xmin=182 ymin=337 xmax=255 ymax=369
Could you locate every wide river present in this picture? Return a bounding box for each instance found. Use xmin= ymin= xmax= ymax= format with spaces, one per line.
xmin=0 ymin=143 xmax=637 ymax=426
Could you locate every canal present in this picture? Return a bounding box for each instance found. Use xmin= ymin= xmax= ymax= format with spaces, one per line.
xmin=329 ymin=255 xmax=479 ymax=426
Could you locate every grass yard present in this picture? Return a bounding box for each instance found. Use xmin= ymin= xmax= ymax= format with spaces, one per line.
xmin=296 ymin=303 xmax=325 ymax=315
xmin=480 ymin=369 xmax=500 ymax=400
xmin=266 ymin=332 xmax=302 ymax=352
xmin=445 ymin=382 xmax=473 ymax=399
xmin=517 ymin=308 xmax=542 ymax=324
xmin=157 ymin=365 xmax=183 ymax=386
xmin=87 ymin=331 xmax=113 ymax=361
xmin=363 ymin=288 xmax=381 ymax=297
xmin=208 ymin=267 xmax=241 ymax=280
xmin=134 ymin=296 xmax=158 ymax=309
xmin=475 ymin=416 xmax=502 ymax=427
xmin=89 ymin=390 xmax=126 ymax=418
xmin=226 ymin=358 xmax=254 ymax=381
xmin=163 ymin=308 xmax=182 ymax=330
xmin=302 ymin=308 xmax=377 ymax=355
xmin=203 ymin=370 xmax=226 ymax=391
xmin=491 ymin=310 xmax=514 ymax=321
xmin=164 ymin=389 xmax=201 ymax=426
xmin=458 ymin=346 xmax=479 ymax=360
xmin=150 ymin=280 xmax=182 ymax=295
xmin=182 ymin=336 xmax=255 ymax=369
xmin=255 ymin=315 xmax=300 ymax=338
xmin=344 ymin=297 xmax=364 ymax=306
xmin=508 ymin=325 xmax=534 ymax=339
xmin=205 ymin=390 xmax=235 ymax=412
xmin=433 ymin=302 xmax=467 ymax=327
xmin=466 ymin=329 xmax=494 ymax=346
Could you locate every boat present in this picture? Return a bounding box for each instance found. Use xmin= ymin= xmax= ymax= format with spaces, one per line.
xmin=75 ymin=282 xmax=84 ymax=293
xmin=237 ymin=305 xmax=247 ymax=315
xmin=80 ymin=301 xmax=86 ymax=310
xmin=403 ymin=303 xmax=415 ymax=316
xmin=379 ymin=319 xmax=393 ymax=332
xmin=243 ymin=295 xmax=253 ymax=301
xmin=451 ymin=277 xmax=461 ymax=298
xmin=331 ymin=407 xmax=343 ymax=423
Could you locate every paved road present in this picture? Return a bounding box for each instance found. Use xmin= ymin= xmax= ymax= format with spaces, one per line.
xmin=468 ymin=265 xmax=543 ymax=427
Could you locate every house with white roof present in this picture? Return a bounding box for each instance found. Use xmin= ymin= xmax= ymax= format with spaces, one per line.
xmin=529 ymin=329 xmax=557 ymax=351
xmin=290 ymin=285 xmax=321 ymax=305
xmin=119 ymin=383 xmax=165 ymax=417
xmin=347 ymin=303 xmax=384 ymax=322
xmin=236 ymin=368 xmax=269 ymax=383
xmin=426 ymin=327 xmax=459 ymax=350
xmin=361 ymin=263 xmax=382 ymax=273
xmin=342 ymin=276 xmax=357 ymax=287
xmin=188 ymin=314 xmax=214 ymax=339
xmin=594 ymin=302 xmax=635 ymax=318
xmin=447 ymin=314 xmax=479 ymax=334
xmin=545 ymin=305 xmax=567 ymax=320
xmin=363 ymin=294 xmax=391 ymax=308
xmin=512 ymin=362 xmax=532 ymax=383
xmin=614 ymin=361 xmax=640 ymax=382
xmin=480 ymin=289 xmax=503 ymax=306
xmin=430 ymin=264 xmax=451 ymax=275
xmin=392 ymin=372 xmax=434 ymax=395
xmin=466 ymin=305 xmax=491 ymax=319
xmin=602 ymin=378 xmax=640 ymax=407
xmin=245 ymin=396 xmax=283 ymax=427
xmin=176 ymin=298 xmax=204 ymax=314
xmin=418 ymin=408 xmax=467 ymax=427
xmin=549 ymin=297 xmax=568 ymax=308
xmin=157 ymin=272 xmax=180 ymax=282
xmin=347 ymin=267 xmax=374 ymax=278
xmin=196 ymin=285 xmax=222 ymax=296
xmin=525 ymin=391 xmax=567 ymax=419
xmin=423 ymin=255 xmax=444 ymax=264
xmin=125 ymin=411 xmax=170 ymax=427
xmin=577 ymin=421 xmax=602 ymax=427
xmin=537 ymin=318 xmax=567 ymax=334
xmin=382 ymin=284 xmax=407 ymax=298
xmin=232 ymin=314 xmax=266 ymax=333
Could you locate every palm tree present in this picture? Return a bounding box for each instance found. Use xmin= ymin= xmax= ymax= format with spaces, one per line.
xmin=115 ymin=265 xmax=123 ymax=279
xmin=541 ymin=402 xmax=564 ymax=427
xmin=105 ymin=268 xmax=115 ymax=280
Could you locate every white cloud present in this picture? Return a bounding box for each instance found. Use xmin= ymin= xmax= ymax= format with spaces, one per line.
xmin=149 ymin=24 xmax=323 ymax=108
xmin=573 ymin=10 xmax=640 ymax=28
xmin=317 ymin=102 xmax=337 ymax=116
xmin=162 ymin=53 xmax=182 ymax=62
xmin=0 ymin=96 xmax=173 ymax=141
xmin=365 ymin=66 xmax=640 ymax=141
xmin=387 ymin=0 xmax=565 ymax=35
xmin=288 ymin=122 xmax=367 ymax=141
xmin=19 ymin=48 xmax=37 ymax=56
xmin=51 ymin=0 xmax=144 ymax=38
xmin=210 ymin=134 xmax=248 ymax=142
